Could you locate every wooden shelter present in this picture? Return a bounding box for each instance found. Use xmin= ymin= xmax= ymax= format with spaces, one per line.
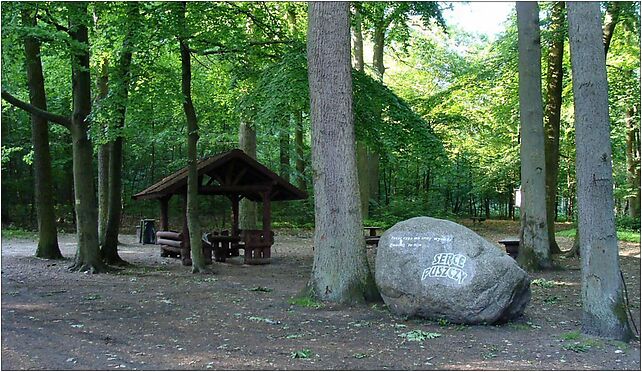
xmin=132 ymin=149 xmax=307 ymax=265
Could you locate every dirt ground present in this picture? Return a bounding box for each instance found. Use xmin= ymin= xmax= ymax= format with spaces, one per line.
xmin=1 ymin=220 xmax=640 ymax=370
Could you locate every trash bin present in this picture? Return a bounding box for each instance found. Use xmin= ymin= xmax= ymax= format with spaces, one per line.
xmin=139 ymin=219 xmax=156 ymax=244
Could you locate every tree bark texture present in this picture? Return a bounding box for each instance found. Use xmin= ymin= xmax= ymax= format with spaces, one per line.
xmin=22 ymin=8 xmax=62 ymax=259
xmin=307 ymin=1 xmax=379 ymax=304
xmin=97 ymin=59 xmax=109 ymax=248
xmin=567 ymin=1 xmax=634 ymax=341
xmin=239 ymin=120 xmax=258 ymax=230
xmin=543 ymin=1 xmax=565 ymax=255
xmin=602 ymin=2 xmax=621 ymax=57
xmin=356 ymin=141 xmax=369 ymax=220
xmin=516 ymin=2 xmax=552 ymax=270
xmin=178 ymin=1 xmax=208 ymax=273
xmin=67 ymin=2 xmax=108 ymax=273
xmin=102 ymin=1 xmax=139 ymax=266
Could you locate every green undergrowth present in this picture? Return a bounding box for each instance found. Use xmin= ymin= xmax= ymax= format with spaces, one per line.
xmin=1 ymin=227 xmax=37 ymax=239
xmin=288 ymin=294 xmax=323 ymax=309
xmin=556 ymin=228 xmax=640 ymax=243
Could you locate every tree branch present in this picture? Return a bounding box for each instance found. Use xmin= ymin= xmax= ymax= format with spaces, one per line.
xmin=36 ymin=8 xmax=70 ymax=34
xmin=2 ymin=90 xmax=71 ymax=129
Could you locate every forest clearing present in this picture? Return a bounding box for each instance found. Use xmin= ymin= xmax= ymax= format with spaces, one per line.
xmin=1 ymin=1 xmax=641 ymax=370
xmin=2 ymin=221 xmax=640 ymax=370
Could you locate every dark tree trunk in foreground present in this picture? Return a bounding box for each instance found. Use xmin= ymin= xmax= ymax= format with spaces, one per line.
xmin=67 ymin=2 xmax=108 ymax=273
xmin=516 ymin=2 xmax=551 ymax=270
xmin=22 ymin=8 xmax=62 ymax=259
xmin=307 ymin=1 xmax=379 ymax=304
xmin=102 ymin=2 xmax=139 ymax=266
xmin=178 ymin=1 xmax=208 ymax=273
xmin=568 ymin=1 xmax=622 ymax=258
xmin=543 ymin=1 xmax=565 ymax=255
xmin=352 ymin=4 xmax=369 ymax=219
xmin=239 ymin=120 xmax=258 ymax=230
xmin=568 ymin=1 xmax=634 ymax=341
xmin=97 ymin=59 xmax=109 ymax=247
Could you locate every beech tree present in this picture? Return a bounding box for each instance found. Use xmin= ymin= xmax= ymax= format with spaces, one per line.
xmin=177 ymin=1 xmax=208 ymax=273
xmin=20 ymin=6 xmax=62 ymax=259
xmin=567 ymin=1 xmax=634 ymax=341
xmin=516 ymin=1 xmax=551 ymax=270
xmin=306 ymin=1 xmax=379 ymax=303
xmin=3 ymin=2 xmax=107 ymax=272
xmin=543 ymin=2 xmax=565 ymax=255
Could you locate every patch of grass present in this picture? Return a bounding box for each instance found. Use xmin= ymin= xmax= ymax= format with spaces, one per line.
xmin=82 ymin=294 xmax=101 ymax=301
xmin=353 ymin=352 xmax=369 ymax=359
xmin=531 ymin=278 xmax=557 ymax=288
xmin=454 ymin=324 xmax=468 ymax=331
xmin=437 ymin=318 xmax=450 ymax=327
xmin=398 ymin=330 xmax=442 ymax=342
xmin=285 ymin=334 xmax=304 ymax=339
xmin=560 ymin=330 xmax=581 ymax=341
xmin=288 ymin=295 xmax=323 ymax=309
xmin=617 ymin=230 xmax=641 ymax=243
xmin=556 ymin=228 xmax=640 ymax=243
xmin=1 ymin=227 xmax=36 ymax=239
xmin=544 ymin=295 xmax=560 ymax=304
xmin=290 ymin=348 xmax=312 ymax=359
xmin=563 ymin=343 xmax=590 ymax=353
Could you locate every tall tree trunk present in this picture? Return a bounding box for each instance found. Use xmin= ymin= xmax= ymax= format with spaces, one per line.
xmin=101 ymin=1 xmax=139 ymax=266
xmin=568 ymin=2 xmax=634 ymax=342
xmin=516 ymin=2 xmax=551 ymax=270
xmin=97 ymin=59 xmax=109 ymax=247
xmin=625 ymin=105 xmax=640 ymax=218
xmin=307 ymin=1 xmax=379 ymax=304
xmin=543 ymin=2 xmax=565 ymax=255
xmin=178 ymin=1 xmax=207 ymax=273
xmin=294 ymin=110 xmax=306 ymax=190
xmin=567 ymin=1 xmax=622 ymax=258
xmin=602 ymin=2 xmax=621 ymax=57
xmin=67 ymin=2 xmax=108 ymax=273
xmin=356 ymin=140 xmax=369 ymax=219
xmin=372 ymin=27 xmax=385 ymax=80
xmin=22 ymin=8 xmax=62 ymax=259
xmin=239 ymin=120 xmax=258 ymax=230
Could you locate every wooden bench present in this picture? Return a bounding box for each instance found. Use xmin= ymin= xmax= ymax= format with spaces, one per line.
xmin=156 ymin=230 xmax=212 ymax=266
xmin=203 ymin=230 xmax=274 ymax=265
xmin=498 ymin=238 xmax=519 ymax=259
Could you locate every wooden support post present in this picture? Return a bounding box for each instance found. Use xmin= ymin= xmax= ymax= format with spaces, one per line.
xmin=181 ymin=193 xmax=192 ymax=266
xmin=159 ymin=196 xmax=170 ymax=231
xmin=263 ymin=189 xmax=271 ymax=259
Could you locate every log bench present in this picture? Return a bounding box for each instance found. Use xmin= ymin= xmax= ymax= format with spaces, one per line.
xmin=156 ymin=230 xmax=212 ymax=266
xmin=202 ymin=230 xmax=274 ymax=265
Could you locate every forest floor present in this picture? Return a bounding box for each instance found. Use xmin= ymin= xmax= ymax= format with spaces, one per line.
xmin=1 ymin=220 xmax=640 ymax=370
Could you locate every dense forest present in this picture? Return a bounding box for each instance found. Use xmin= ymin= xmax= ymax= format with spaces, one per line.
xmin=1 ymin=2 xmax=639 ymax=232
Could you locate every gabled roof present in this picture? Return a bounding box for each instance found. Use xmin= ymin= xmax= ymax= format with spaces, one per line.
xmin=132 ymin=149 xmax=308 ymax=202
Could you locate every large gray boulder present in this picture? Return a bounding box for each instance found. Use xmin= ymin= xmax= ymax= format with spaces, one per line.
xmin=375 ymin=217 xmax=530 ymax=324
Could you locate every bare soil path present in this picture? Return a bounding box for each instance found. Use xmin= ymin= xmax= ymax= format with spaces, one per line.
xmin=1 ymin=220 xmax=640 ymax=370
